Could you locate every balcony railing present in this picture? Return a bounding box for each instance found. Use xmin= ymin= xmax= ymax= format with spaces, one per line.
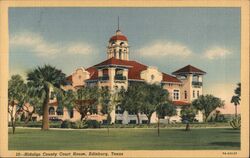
xmin=192 ymin=81 xmax=202 ymax=86
xmin=114 ymin=75 xmax=126 ymax=80
xmin=98 ymin=75 xmax=109 ymax=81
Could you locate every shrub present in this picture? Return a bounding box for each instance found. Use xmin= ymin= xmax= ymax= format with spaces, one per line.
xmin=229 ymin=117 xmax=241 ymax=129
xmin=61 ymin=120 xmax=72 ymax=128
xmin=71 ymin=120 xmax=88 ymax=129
xmin=85 ymin=120 xmax=100 ymax=128
xmin=50 ymin=122 xmax=61 ymax=128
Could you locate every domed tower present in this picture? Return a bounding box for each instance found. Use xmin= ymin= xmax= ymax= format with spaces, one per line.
xmin=107 ymin=28 xmax=129 ymax=60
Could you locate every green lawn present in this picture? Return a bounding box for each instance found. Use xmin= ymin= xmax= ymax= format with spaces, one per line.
xmin=9 ymin=128 xmax=240 ymax=150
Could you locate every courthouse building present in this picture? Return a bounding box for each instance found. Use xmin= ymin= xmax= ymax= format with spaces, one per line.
xmin=47 ymin=28 xmax=206 ymax=124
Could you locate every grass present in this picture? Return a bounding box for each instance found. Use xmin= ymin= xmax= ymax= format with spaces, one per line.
xmin=9 ymin=127 xmax=240 ymax=150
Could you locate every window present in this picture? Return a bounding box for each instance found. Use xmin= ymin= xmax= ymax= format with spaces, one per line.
xmin=142 ymin=120 xmax=148 ymax=124
xmin=193 ymin=90 xmax=195 ymax=98
xmin=193 ymin=75 xmax=199 ymax=82
xmin=115 ymin=120 xmax=123 ymax=124
xmin=78 ymin=75 xmax=82 ymax=80
xmin=119 ymin=49 xmax=122 ymax=59
xmin=173 ymin=90 xmax=179 ymax=100
xmin=184 ymin=90 xmax=187 ymax=99
xmin=114 ymin=50 xmax=116 ymax=58
xmin=102 ymin=120 xmax=108 ymax=125
xmin=115 ymin=69 xmax=123 ymax=76
xmin=129 ymin=120 xmax=136 ymax=124
xmin=151 ymin=75 xmax=155 ymax=80
xmin=115 ymin=108 xmax=123 ymax=114
xmin=49 ymin=107 xmax=55 ymax=115
xmin=56 ymin=106 xmax=64 ymax=115
xmin=70 ymin=110 xmax=74 ymax=118
xmin=103 ymin=69 xmax=108 ymax=76
xmin=128 ymin=111 xmax=136 ymax=115
xmin=197 ymin=90 xmax=200 ymax=97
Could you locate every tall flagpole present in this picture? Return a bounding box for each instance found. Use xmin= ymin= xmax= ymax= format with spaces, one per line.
xmin=118 ymin=16 xmax=120 ymax=30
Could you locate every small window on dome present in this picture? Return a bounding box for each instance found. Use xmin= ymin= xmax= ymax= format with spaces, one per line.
xmin=119 ymin=49 xmax=122 ymax=59
xmin=120 ymin=42 xmax=124 ymax=46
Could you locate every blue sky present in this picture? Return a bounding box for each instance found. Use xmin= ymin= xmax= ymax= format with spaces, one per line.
xmin=9 ymin=8 xmax=240 ymax=113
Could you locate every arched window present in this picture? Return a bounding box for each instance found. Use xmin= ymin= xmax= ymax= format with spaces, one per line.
xmin=119 ymin=49 xmax=122 ymax=59
xmin=184 ymin=90 xmax=187 ymax=99
xmin=49 ymin=107 xmax=55 ymax=115
xmin=151 ymin=75 xmax=155 ymax=80
xmin=197 ymin=90 xmax=200 ymax=97
xmin=114 ymin=49 xmax=116 ymax=58
xmin=120 ymin=42 xmax=124 ymax=46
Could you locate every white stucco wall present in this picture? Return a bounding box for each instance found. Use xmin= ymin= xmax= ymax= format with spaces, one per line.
xmin=140 ymin=66 xmax=163 ymax=84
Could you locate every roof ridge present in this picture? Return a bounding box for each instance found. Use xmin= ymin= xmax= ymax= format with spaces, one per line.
xmin=172 ymin=65 xmax=206 ymax=74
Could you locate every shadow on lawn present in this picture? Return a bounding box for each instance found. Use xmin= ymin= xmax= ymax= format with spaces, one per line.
xmin=8 ymin=131 xmax=28 ymax=135
xmin=221 ymin=128 xmax=241 ymax=134
xmin=210 ymin=142 xmax=240 ymax=147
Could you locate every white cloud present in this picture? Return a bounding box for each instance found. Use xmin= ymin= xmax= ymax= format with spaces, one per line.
xmin=10 ymin=31 xmax=95 ymax=57
xmin=203 ymin=47 xmax=231 ymax=60
xmin=136 ymin=41 xmax=193 ymax=58
xmin=66 ymin=43 xmax=93 ymax=55
xmin=10 ymin=32 xmax=60 ymax=57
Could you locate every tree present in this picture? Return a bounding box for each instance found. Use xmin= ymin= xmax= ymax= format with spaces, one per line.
xmin=180 ymin=105 xmax=197 ymax=131
xmin=57 ymin=89 xmax=76 ymax=117
xmin=74 ymin=86 xmax=99 ymax=121
xmin=156 ymin=102 xmax=176 ymax=136
xmin=27 ymin=65 xmax=66 ymax=130
xmin=120 ymin=83 xmax=146 ymax=124
xmin=100 ymin=87 xmax=113 ymax=135
xmin=192 ymin=94 xmax=224 ymax=122
xmin=231 ymin=83 xmax=241 ymax=118
xmin=8 ymin=75 xmax=26 ymax=134
xmin=143 ymin=84 xmax=168 ymax=124
xmin=22 ymin=82 xmax=43 ymax=124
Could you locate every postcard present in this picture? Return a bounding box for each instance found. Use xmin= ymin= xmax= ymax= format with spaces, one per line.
xmin=0 ymin=0 xmax=249 ymax=157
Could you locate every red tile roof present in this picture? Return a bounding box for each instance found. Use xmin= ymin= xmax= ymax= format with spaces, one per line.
xmin=173 ymin=101 xmax=190 ymax=106
xmin=49 ymin=101 xmax=58 ymax=106
xmin=66 ymin=75 xmax=72 ymax=82
xmin=85 ymin=58 xmax=180 ymax=83
xmin=86 ymin=66 xmax=98 ymax=80
xmin=172 ymin=65 xmax=206 ymax=75
xmin=162 ymin=73 xmax=181 ymax=83
xmin=109 ymin=35 xmax=128 ymax=42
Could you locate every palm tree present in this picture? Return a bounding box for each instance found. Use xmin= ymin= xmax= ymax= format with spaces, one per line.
xmin=27 ymin=65 xmax=66 ymax=130
xmin=231 ymin=83 xmax=241 ymax=118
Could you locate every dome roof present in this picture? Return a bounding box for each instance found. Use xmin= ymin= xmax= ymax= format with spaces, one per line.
xmin=109 ymin=29 xmax=128 ymax=42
